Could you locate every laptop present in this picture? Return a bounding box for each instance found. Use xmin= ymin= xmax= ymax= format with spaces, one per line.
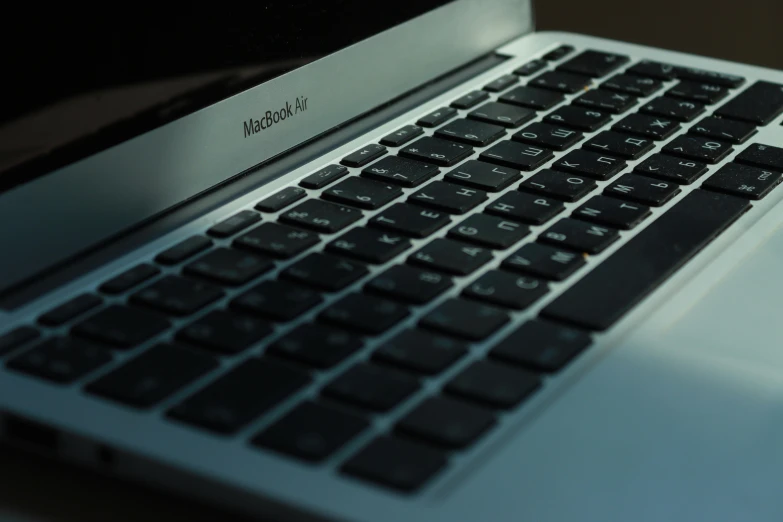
xmin=2 ymin=1 xmax=783 ymax=520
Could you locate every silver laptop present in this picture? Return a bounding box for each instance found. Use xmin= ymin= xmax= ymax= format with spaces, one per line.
xmin=3 ymin=1 xmax=783 ymax=520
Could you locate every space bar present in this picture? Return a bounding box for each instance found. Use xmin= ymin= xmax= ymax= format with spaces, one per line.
xmin=541 ymin=190 xmax=751 ymax=331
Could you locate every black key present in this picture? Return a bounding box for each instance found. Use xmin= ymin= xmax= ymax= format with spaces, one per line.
xmin=397 ymin=396 xmax=495 ymax=449
xmin=255 ymin=186 xmax=306 ymax=213
xmin=361 ymin=156 xmax=439 ymax=187
xmin=420 ymin=298 xmax=509 ymax=341
xmin=399 ymin=137 xmax=473 ymax=167
xmin=298 ymin=164 xmax=349 ymax=189
xmin=483 ymin=74 xmax=518 ymax=93
xmin=542 ymin=45 xmax=574 ymax=61
xmin=366 ymin=265 xmax=452 ymax=304
xmin=72 ymin=305 xmax=170 ymax=349
xmin=435 ymin=119 xmax=506 ymax=147
xmin=178 ymin=310 xmax=272 ymax=354
xmin=551 ymin=149 xmax=626 ymax=181
xmin=156 ymin=236 xmax=212 ymax=265
xmin=369 ymin=203 xmax=450 ymax=238
xmin=513 ymin=59 xmax=547 ymax=76
xmin=512 ymin=122 xmax=583 ymax=151
xmin=253 ymin=401 xmax=368 ymax=463
xmin=130 ymin=275 xmax=224 ymax=316
xmin=379 ymin=125 xmax=424 ymax=147
xmin=0 ymin=327 xmax=40 ymax=357
xmin=542 ymin=190 xmax=751 ymax=330
xmin=234 ymin=222 xmax=319 ymax=259
xmin=448 ymin=213 xmax=529 ymax=249
xmin=100 ymin=264 xmax=160 ymax=295
xmin=502 ymin=242 xmax=586 ymax=281
xmin=408 ymin=238 xmax=492 ymax=276
xmin=583 ymin=131 xmax=654 ymax=160
xmin=445 ymin=360 xmax=540 ymax=409
xmin=675 ymin=66 xmax=745 ymax=88
xmin=735 ymin=143 xmax=783 ymax=171
xmin=269 ymin=324 xmax=362 ymax=369
xmin=605 ymin=174 xmax=681 ymax=206
xmin=326 ymin=227 xmax=411 ymax=264
xmin=519 ymin=169 xmax=597 ymax=202
xmin=715 ymin=81 xmax=783 ymax=125
xmin=468 ymin=102 xmax=535 ymax=128
xmin=323 ymin=363 xmax=419 ymax=412
xmin=86 ymin=344 xmax=217 ymax=408
xmin=499 ymin=86 xmax=564 ymax=111
xmin=485 ymin=191 xmax=564 ymax=225
xmin=207 ymin=210 xmax=262 ymax=238
xmin=373 ymin=329 xmax=466 ymax=375
xmin=279 ymin=199 xmax=362 ymax=233
xmin=703 ymin=163 xmax=783 ymax=200
xmin=544 ymin=105 xmax=611 ymax=132
xmin=463 ymin=270 xmax=548 ymax=310
xmin=480 ymin=141 xmax=554 ymax=171
xmin=640 ymin=97 xmax=704 ymax=122
xmin=342 ymin=436 xmax=446 ymax=492
xmin=602 ymin=74 xmax=663 ymax=97
xmin=168 ymin=358 xmax=310 ymax=434
xmin=539 ymin=218 xmax=619 ymax=254
xmin=490 ymin=320 xmax=591 ymax=372
xmin=444 ymin=160 xmax=521 ymax=192
xmin=558 ymin=50 xmax=629 ymax=78
xmin=232 ymin=280 xmax=321 ymax=321
xmin=690 ymin=117 xmax=756 ymax=145
xmin=612 ymin=113 xmax=679 ymax=140
xmin=341 ymin=144 xmax=387 ymax=168
xmin=184 ymin=248 xmax=273 ymax=286
xmin=663 ymin=135 xmax=733 ymax=164
xmin=408 ymin=181 xmax=487 ymax=214
xmin=417 ymin=107 xmax=457 ymax=128
xmin=574 ymin=195 xmax=651 ymax=230
xmin=574 ymin=89 xmax=637 ymax=114
xmin=322 ymin=176 xmax=402 ymax=210
xmin=450 ymin=90 xmax=490 ymax=110
xmin=320 ymin=293 xmax=409 ymax=335
xmin=281 ymin=253 xmax=368 ymax=292
xmin=7 ymin=337 xmax=111 ymax=383
xmin=39 ymin=294 xmax=103 ymax=327
xmin=626 ymin=60 xmax=678 ymax=81
xmin=529 ymin=71 xmax=591 ymax=94
xmin=634 ymin=154 xmax=709 ymax=184
xmin=666 ymin=81 xmax=728 ymax=104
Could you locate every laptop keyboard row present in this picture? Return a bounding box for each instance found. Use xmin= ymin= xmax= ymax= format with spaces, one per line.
xmin=4 ymin=45 xmax=783 ymax=493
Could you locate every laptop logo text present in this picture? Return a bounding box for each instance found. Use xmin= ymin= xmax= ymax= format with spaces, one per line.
xmin=243 ymin=96 xmax=309 ymax=138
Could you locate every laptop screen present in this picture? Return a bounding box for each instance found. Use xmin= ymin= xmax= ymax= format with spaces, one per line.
xmin=0 ymin=2 xmax=453 ymax=194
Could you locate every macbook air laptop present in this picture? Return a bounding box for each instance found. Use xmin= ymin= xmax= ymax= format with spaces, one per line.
xmin=2 ymin=1 xmax=783 ymax=520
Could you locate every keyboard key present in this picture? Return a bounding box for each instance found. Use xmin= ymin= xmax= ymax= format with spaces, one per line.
xmin=463 ymin=270 xmax=548 ymax=310
xmin=448 ymin=213 xmax=529 ymax=249
xmin=342 ymin=436 xmax=447 ymax=492
xmin=184 ymin=248 xmax=273 ymax=286
xmin=583 ymin=131 xmax=654 ymax=160
xmin=269 ymin=323 xmax=363 ymax=369
xmin=7 ymin=337 xmax=112 ymax=383
xmin=379 ymin=124 xmax=424 ymax=147
xmin=397 ymin=396 xmax=495 ymax=449
xmin=612 ymin=113 xmax=680 ymax=140
xmin=408 ymin=238 xmax=492 ymax=276
xmin=574 ymin=195 xmax=651 ymax=230
xmin=366 ymin=265 xmax=452 ymax=304
xmin=502 ymin=242 xmax=585 ymax=281
xmin=690 ymin=116 xmax=756 ymax=144
xmin=327 ymin=227 xmax=411 ymax=264
xmin=178 ymin=310 xmax=272 ymax=354
xmin=156 ymin=236 xmax=212 ymax=265
xmin=675 ymin=66 xmax=745 ymax=88
xmin=702 ymin=163 xmax=783 ymax=200
xmin=369 ymin=203 xmax=450 ymax=238
xmin=341 ymin=144 xmax=387 ymax=168
xmin=574 ymin=89 xmax=637 ymax=114
xmin=255 ymin=186 xmax=306 ymax=213
xmin=417 ymin=107 xmax=457 ymax=128
xmin=602 ymin=74 xmax=663 ymax=97
xmin=100 ymin=264 xmax=160 ymax=295
xmin=399 ymin=137 xmax=473 ymax=167
xmin=483 ymin=74 xmax=518 ymax=93
xmin=279 ymin=199 xmax=362 ymax=233
xmin=539 ymin=218 xmax=619 ymax=254
xmin=72 ymin=305 xmax=170 ymax=349
xmin=39 ymin=294 xmax=103 ymax=327
xmin=529 ymin=71 xmax=591 ymax=93
xmin=634 ymin=154 xmax=709 ymax=184
xmin=468 ymin=102 xmax=535 ymax=128
xmin=640 ymin=97 xmax=704 ymax=122
xmin=298 ymin=164 xmax=348 ymax=189
xmin=234 ymin=222 xmax=319 ymax=259
xmin=232 ymin=280 xmax=321 ymax=321
xmin=490 ymin=320 xmax=591 ymax=372
xmin=715 ymin=81 xmax=783 ymax=125
xmin=253 ymin=401 xmax=368 ymax=463
xmin=605 ymin=174 xmax=681 ymax=206
xmin=626 ymin=60 xmax=677 ymax=81
xmin=435 ymin=119 xmax=506 ymax=147
xmin=544 ymin=105 xmax=611 ymax=131
xmin=169 ymin=358 xmax=310 ymax=434
xmin=444 ymin=160 xmax=520 ymax=192
xmin=420 ymin=298 xmax=509 ymax=341
xmin=480 ymin=141 xmax=554 ymax=171
xmin=0 ymin=327 xmax=40 ymax=357
xmin=512 ymin=122 xmax=583 ymax=151
xmin=323 ymin=363 xmax=419 ymax=411
xmin=558 ymin=50 xmax=629 ymax=78
xmin=542 ymin=45 xmax=574 ymax=61
xmin=663 ymin=135 xmax=733 ymax=164
xmin=450 ymin=90 xmax=490 ymax=110
xmin=445 ymin=360 xmax=540 ymax=409
xmin=499 ymin=86 xmax=564 ymax=111
xmin=361 ymin=156 xmax=439 ymax=187
xmin=519 ymin=169 xmax=597 ymax=201
xmin=542 ymin=190 xmax=751 ymax=330
xmin=735 ymin=143 xmax=783 ymax=171
xmin=131 ymin=276 xmax=224 ymax=316
xmin=551 ymin=149 xmax=626 ymax=181
xmin=408 ymin=181 xmax=488 ymax=214
xmin=320 ymin=293 xmax=409 ymax=335
xmin=281 ymin=253 xmax=368 ymax=292
xmin=86 ymin=344 xmax=217 ymax=408
xmin=513 ymin=59 xmax=547 ymax=76
xmin=322 ymin=176 xmax=402 ymax=210
xmin=485 ymin=191 xmax=564 ymax=225
xmin=207 ymin=210 xmax=261 ymax=239
xmin=373 ymin=330 xmax=466 ymax=375
xmin=666 ymin=81 xmax=729 ymax=104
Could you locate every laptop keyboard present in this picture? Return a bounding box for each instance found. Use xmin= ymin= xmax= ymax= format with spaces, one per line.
xmin=4 ymin=45 xmax=783 ymax=494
